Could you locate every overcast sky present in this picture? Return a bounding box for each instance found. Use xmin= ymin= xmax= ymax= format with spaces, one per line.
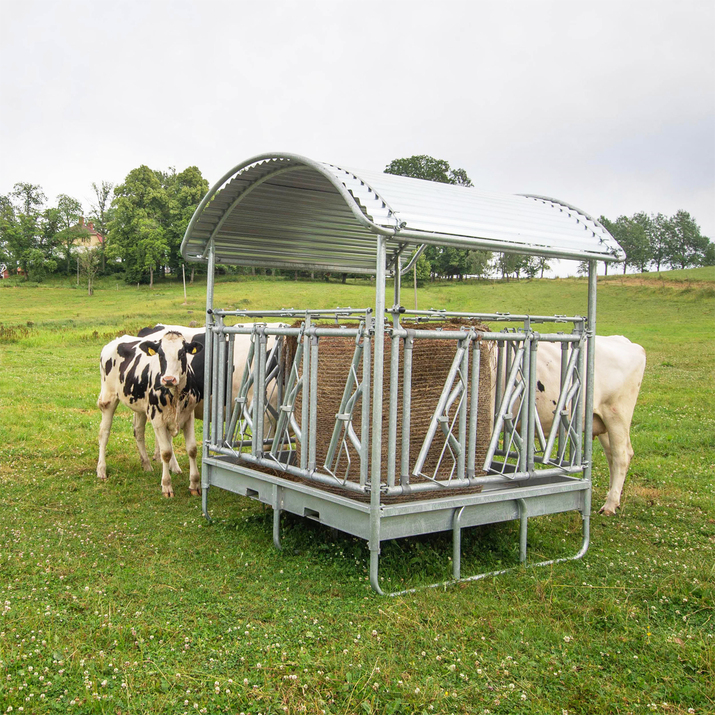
xmin=1 ymin=0 xmax=713 ymax=275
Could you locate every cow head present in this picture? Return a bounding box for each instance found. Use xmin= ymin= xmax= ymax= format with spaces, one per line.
xmin=138 ymin=331 xmax=203 ymax=390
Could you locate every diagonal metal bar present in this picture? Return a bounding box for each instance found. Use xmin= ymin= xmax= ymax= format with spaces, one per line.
xmin=412 ymin=342 xmax=467 ymax=477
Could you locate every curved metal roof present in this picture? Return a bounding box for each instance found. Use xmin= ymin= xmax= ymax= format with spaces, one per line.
xmin=181 ymin=152 xmax=623 ymax=273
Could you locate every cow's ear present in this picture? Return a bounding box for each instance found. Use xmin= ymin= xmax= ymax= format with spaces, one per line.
xmin=139 ymin=341 xmax=160 ymax=357
xmin=186 ymin=341 xmax=204 ymax=356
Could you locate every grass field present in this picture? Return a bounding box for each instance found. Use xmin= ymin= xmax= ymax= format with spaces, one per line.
xmin=0 ymin=269 xmax=713 ymax=715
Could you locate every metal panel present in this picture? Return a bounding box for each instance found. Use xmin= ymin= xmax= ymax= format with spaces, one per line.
xmin=181 ymin=153 xmax=624 ymax=273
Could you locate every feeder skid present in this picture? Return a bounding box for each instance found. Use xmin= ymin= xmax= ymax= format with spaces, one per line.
xmin=183 ymin=153 xmax=612 ymax=594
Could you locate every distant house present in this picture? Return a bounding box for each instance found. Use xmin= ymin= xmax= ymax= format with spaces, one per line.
xmin=73 ymin=217 xmax=105 ymax=249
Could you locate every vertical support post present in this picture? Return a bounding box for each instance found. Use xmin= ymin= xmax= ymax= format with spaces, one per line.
xmin=215 ymin=319 xmax=227 ymax=444
xmin=527 ymin=334 xmax=538 ymax=473
xmin=369 ymin=234 xmax=387 ymax=596
xmin=300 ymin=317 xmax=312 ymax=471
xmin=272 ymin=484 xmax=283 ymax=550
xmin=360 ymin=324 xmax=372 ymax=487
xmin=517 ymin=498 xmax=528 ymax=563
xmin=467 ymin=337 xmax=481 ymax=478
xmin=224 ymin=333 xmax=235 ymax=442
xmin=202 ymin=242 xmax=216 ymax=519
xmin=254 ymin=327 xmax=267 ymax=457
xmin=308 ymin=334 xmax=319 ymax=471
xmin=386 ymin=329 xmax=400 ymax=488
xmin=558 ymin=340 xmax=568 ymax=459
xmin=393 ymin=258 xmax=401 ymax=309
xmin=582 ymin=261 xmax=597 ymax=537
xmin=452 ymin=506 xmax=465 ymax=580
xmin=400 ymin=331 xmax=414 ymax=486
xmin=519 ymin=328 xmax=530 ymax=474
xmin=457 ymin=337 xmax=469 ymax=479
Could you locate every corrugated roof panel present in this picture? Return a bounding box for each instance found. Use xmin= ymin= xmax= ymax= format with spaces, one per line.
xmin=181 ymin=152 xmax=623 ymax=272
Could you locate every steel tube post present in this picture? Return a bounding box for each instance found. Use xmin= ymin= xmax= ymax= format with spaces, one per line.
xmin=458 ymin=338 xmax=469 ymax=479
xmin=300 ymin=317 xmax=311 ymax=471
xmin=452 ymin=506 xmax=465 ymax=580
xmin=308 ymin=334 xmax=319 ymax=471
xmin=210 ymin=326 xmax=221 ymax=447
xmin=519 ymin=328 xmax=530 ymax=474
xmin=254 ymin=327 xmax=267 ymax=456
xmin=369 ymin=234 xmax=387 ymax=595
xmin=360 ymin=328 xmax=371 ymax=487
xmin=582 ymin=261 xmax=597 ymax=536
xmin=224 ymin=333 xmax=235 ymax=442
xmin=387 ymin=330 xmax=400 ymax=488
xmin=467 ymin=339 xmax=481 ymax=478
xmin=400 ymin=332 xmax=414 ymax=485
xmin=527 ymin=335 xmax=538 ymax=472
xmin=574 ymin=322 xmax=585 ymax=466
xmin=201 ymin=243 xmax=216 ymax=519
xmin=559 ymin=340 xmax=568 ymax=457
xmin=517 ymin=499 xmax=528 ymax=563
xmin=216 ymin=321 xmax=227 ymax=444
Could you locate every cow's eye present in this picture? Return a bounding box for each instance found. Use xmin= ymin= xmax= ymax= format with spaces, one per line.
xmin=147 ymin=347 xmax=156 ymax=356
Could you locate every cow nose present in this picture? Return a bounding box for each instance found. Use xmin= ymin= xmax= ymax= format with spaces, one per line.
xmin=162 ymin=376 xmax=178 ymax=386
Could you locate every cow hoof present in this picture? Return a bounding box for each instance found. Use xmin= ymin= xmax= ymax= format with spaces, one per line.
xmin=189 ymin=488 xmax=201 ymax=497
xmin=163 ymin=491 xmax=175 ymax=498
xmin=599 ymin=506 xmax=617 ymax=516
xmin=98 ymin=475 xmax=108 ymax=482
xmin=142 ymin=464 xmax=153 ymax=473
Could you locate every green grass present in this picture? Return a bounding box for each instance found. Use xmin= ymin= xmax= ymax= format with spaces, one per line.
xmin=0 ymin=271 xmax=713 ymax=714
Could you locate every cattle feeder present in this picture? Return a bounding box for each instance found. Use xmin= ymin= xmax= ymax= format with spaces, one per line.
xmin=180 ymin=153 xmax=623 ymax=595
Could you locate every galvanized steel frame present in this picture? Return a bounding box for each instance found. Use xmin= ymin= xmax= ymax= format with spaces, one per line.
xmin=197 ymin=249 xmax=598 ymax=595
xmin=186 ymin=154 xmax=604 ymax=594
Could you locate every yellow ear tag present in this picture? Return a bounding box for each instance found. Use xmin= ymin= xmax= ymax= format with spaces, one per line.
xmin=190 ymin=347 xmax=197 ymax=354
xmin=148 ymin=347 xmax=156 ymax=356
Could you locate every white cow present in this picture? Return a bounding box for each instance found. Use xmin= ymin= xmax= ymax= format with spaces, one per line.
xmin=97 ymin=330 xmax=204 ymax=497
xmin=532 ymin=335 xmax=646 ymax=515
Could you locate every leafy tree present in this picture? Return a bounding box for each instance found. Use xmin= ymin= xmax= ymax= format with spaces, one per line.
xmin=385 ymin=155 xmax=477 ymax=279
xmin=665 ymin=210 xmax=709 ymax=270
xmin=6 ymin=183 xmax=46 ymax=278
xmin=526 ymin=256 xmax=551 ymax=279
xmin=466 ymin=250 xmax=493 ymax=278
xmin=385 ymin=155 xmax=473 ymax=186
xmin=108 ymin=165 xmax=207 ymax=283
xmin=136 ymin=217 xmax=168 ymax=288
xmin=89 ymin=180 xmax=115 ymax=271
xmin=108 ymin=166 xmax=167 ymax=283
xmin=54 ymin=194 xmax=85 ymax=273
xmin=78 ymin=247 xmax=101 ymax=295
xmin=648 ymin=213 xmax=672 ymax=272
xmin=497 ymin=252 xmax=529 ymax=281
xmin=702 ymin=241 xmax=715 ymax=266
xmin=160 ymin=166 xmax=209 ymax=275
xmin=24 ymin=247 xmax=56 ymax=282
xmin=601 ymin=215 xmax=650 ymax=274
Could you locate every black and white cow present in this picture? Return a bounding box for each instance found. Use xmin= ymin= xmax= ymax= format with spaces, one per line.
xmin=113 ymin=323 xmax=284 ymax=483
xmin=97 ymin=330 xmax=204 ymax=497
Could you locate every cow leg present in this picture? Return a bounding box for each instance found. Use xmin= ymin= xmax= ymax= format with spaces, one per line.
xmin=182 ymin=416 xmax=201 ymax=496
xmin=132 ymin=412 xmax=153 ymax=472
xmin=150 ymin=428 xmax=181 ymax=473
xmin=153 ymin=425 xmax=176 ymax=497
xmin=97 ymin=395 xmax=119 ymax=480
xmin=597 ymin=425 xmax=634 ymax=515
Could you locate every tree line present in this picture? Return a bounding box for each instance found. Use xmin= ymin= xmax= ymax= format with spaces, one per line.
xmin=1 ymin=156 xmax=712 ymax=289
